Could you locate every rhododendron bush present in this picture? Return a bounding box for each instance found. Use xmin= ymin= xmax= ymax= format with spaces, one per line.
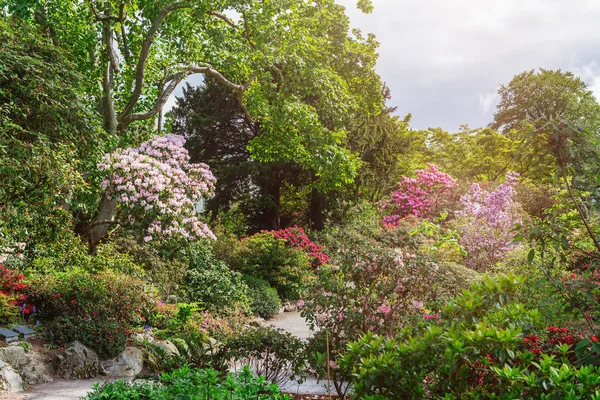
xmin=456 ymin=172 xmax=524 ymax=270
xmin=99 ymin=135 xmax=216 ymax=242
xmin=380 ymin=164 xmax=456 ymax=227
xmin=301 ymin=232 xmax=428 ymax=397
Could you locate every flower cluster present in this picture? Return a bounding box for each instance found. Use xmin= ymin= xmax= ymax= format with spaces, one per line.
xmin=380 ymin=164 xmax=456 ymax=227
xmin=456 ymin=172 xmax=523 ymax=270
xmin=99 ymin=134 xmax=217 ymax=242
xmin=271 ymin=226 xmax=330 ymax=267
xmin=0 ymin=264 xmax=31 ymax=314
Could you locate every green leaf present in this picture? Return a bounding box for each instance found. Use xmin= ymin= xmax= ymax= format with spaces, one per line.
xmin=527 ymin=248 xmax=535 ymax=263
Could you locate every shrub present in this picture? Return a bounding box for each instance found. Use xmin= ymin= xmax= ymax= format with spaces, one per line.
xmin=182 ymin=244 xmax=250 ymax=315
xmin=244 ymin=276 xmax=281 ymax=319
xmin=26 ymin=269 xmax=157 ymax=326
xmin=340 ymin=274 xmax=600 ymax=399
xmin=85 ymin=365 xmax=291 ymax=399
xmin=456 ymin=172 xmax=525 ymax=270
xmin=234 ymin=233 xmax=313 ymax=301
xmin=301 ymin=231 xmax=429 ymax=397
xmin=271 ymin=226 xmax=330 ymax=267
xmin=223 ymin=326 xmax=305 ymax=385
xmin=0 ymin=293 xmax=17 ymax=325
xmin=380 ymin=163 xmax=456 ymax=227
xmin=49 ymin=316 xmax=127 ymax=358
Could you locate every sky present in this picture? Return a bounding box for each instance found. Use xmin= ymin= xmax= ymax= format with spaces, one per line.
xmin=166 ymin=0 xmax=600 ymax=132
xmin=337 ymin=0 xmax=600 ymax=131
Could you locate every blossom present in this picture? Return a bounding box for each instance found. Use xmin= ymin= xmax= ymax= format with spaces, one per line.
xmin=380 ymin=164 xmax=456 ymax=227
xmin=99 ymin=134 xmax=217 ymax=243
xmin=297 ymin=299 xmax=305 ymax=307
xmin=456 ymin=172 xmax=523 ymax=270
xmin=378 ymin=304 xmax=391 ymax=315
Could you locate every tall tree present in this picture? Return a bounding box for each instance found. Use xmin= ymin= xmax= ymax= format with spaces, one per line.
xmin=4 ymin=0 xmax=379 ymax=247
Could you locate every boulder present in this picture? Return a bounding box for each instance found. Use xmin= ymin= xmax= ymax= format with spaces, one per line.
xmin=0 ymin=346 xmax=27 ymax=367
xmin=55 ymin=341 xmax=100 ymax=379
xmin=101 ymin=347 xmax=144 ymax=377
xmin=155 ymin=341 xmax=180 ymax=357
xmin=0 ymin=345 xmax=52 ymax=385
xmin=0 ymin=360 xmax=23 ymax=392
xmin=283 ymin=302 xmax=298 ymax=312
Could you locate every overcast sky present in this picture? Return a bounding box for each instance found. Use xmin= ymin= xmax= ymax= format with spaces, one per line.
xmin=337 ymin=0 xmax=600 ymax=131
xmin=166 ymin=0 xmax=600 ymax=132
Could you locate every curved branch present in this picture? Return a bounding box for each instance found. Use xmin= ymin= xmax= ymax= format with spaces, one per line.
xmin=118 ymin=2 xmax=191 ymax=122
xmin=118 ymin=66 xmax=257 ymax=131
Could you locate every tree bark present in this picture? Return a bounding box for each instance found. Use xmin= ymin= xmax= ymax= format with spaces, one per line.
xmin=309 ymin=187 xmax=326 ymax=231
xmin=88 ymin=195 xmax=117 ymax=254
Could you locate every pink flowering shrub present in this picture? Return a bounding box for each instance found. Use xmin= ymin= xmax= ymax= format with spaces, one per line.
xmin=272 ymin=226 xmax=330 ymax=267
xmin=380 ymin=164 xmax=456 ymax=227
xmin=456 ymin=172 xmax=524 ymax=270
xmin=302 ymin=232 xmax=428 ymax=397
xmin=99 ymin=134 xmax=217 ymax=242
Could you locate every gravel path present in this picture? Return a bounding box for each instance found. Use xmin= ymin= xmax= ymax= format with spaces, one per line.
xmin=0 ymin=378 xmax=117 ymax=400
xmin=266 ymin=310 xmax=313 ymax=340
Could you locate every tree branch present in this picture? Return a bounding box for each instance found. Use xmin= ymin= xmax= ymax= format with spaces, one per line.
xmin=206 ymin=11 xmax=238 ymax=28
xmin=118 ymin=2 xmax=191 ymax=122
xmin=118 ymin=66 xmax=257 ymax=131
xmin=117 ymin=2 xmax=131 ymax=63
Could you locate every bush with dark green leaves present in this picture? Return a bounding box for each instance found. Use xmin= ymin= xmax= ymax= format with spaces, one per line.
xmin=233 ymin=233 xmax=312 ymax=302
xmin=244 ymin=275 xmax=281 ymax=319
xmin=182 ymin=244 xmax=250 ymax=315
xmin=85 ymin=365 xmax=291 ymax=400
xmin=223 ymin=326 xmax=305 ymax=385
xmin=341 ymin=274 xmax=600 ymax=399
xmin=49 ymin=316 xmax=127 ymax=358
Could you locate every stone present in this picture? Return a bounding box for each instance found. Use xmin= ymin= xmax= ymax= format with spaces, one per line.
xmin=0 ymin=360 xmax=23 ymax=392
xmin=0 ymin=346 xmax=27 ymax=367
xmin=154 ymin=341 xmax=180 ymax=357
xmin=249 ymin=317 xmax=266 ymax=327
xmin=11 ymin=325 xmax=36 ymax=340
xmin=101 ymin=347 xmax=144 ymax=377
xmin=0 ymin=328 xmax=18 ymax=343
xmin=283 ymin=302 xmax=298 ymax=312
xmin=55 ymin=341 xmax=100 ymax=379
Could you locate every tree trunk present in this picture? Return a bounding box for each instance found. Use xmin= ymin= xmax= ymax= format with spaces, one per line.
xmin=88 ymin=195 xmax=117 ymax=254
xmin=309 ymin=187 xmax=326 ymax=231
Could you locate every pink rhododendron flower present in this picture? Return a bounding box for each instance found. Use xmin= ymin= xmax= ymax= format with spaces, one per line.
xmin=378 ymin=304 xmax=391 ymax=315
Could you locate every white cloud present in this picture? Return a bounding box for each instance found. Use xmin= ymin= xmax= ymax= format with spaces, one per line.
xmin=478 ymin=91 xmax=499 ymax=114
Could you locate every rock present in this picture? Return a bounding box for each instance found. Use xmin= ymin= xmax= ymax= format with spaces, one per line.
xmin=101 ymin=347 xmax=144 ymax=377
xmin=279 ymin=306 xmax=285 ymax=315
xmin=283 ymin=302 xmax=298 ymax=312
xmin=0 ymin=344 xmax=52 ymax=385
xmin=249 ymin=317 xmax=266 ymax=327
xmin=0 ymin=360 xmax=23 ymax=392
xmin=0 ymin=346 xmax=27 ymax=367
xmin=55 ymin=341 xmax=100 ymax=379
xmin=154 ymin=341 xmax=180 ymax=357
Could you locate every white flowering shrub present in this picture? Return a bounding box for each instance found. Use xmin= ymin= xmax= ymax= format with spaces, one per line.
xmin=99 ymin=135 xmax=217 ymax=242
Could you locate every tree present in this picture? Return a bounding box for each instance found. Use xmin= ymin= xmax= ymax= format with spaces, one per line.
xmin=346 ymin=86 xmax=413 ymax=201
xmin=491 ymin=69 xmax=600 ymax=134
xmin=490 ymin=69 xmax=600 ymax=186
xmin=0 ymin=18 xmax=104 ymax=247
xmin=4 ymin=0 xmax=380 ymax=247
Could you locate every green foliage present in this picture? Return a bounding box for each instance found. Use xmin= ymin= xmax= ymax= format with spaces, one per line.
xmin=233 ymin=233 xmax=313 ymax=302
xmin=243 ymin=276 xmax=282 ymax=320
xmin=26 ymin=269 xmax=158 ymax=327
xmin=85 ymin=366 xmax=291 ymax=400
xmin=0 ymin=18 xmax=106 ymax=248
xmin=223 ymin=326 xmax=305 ymax=385
xmin=0 ymin=293 xmax=18 ymax=325
xmin=182 ymin=243 xmax=250 ymax=315
xmin=341 ymin=274 xmax=557 ymax=399
xmin=49 ymin=316 xmax=127 ymax=358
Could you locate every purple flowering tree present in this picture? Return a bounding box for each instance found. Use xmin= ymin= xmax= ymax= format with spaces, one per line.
xmin=380 ymin=164 xmax=456 ymax=227
xmin=97 ymin=134 xmax=216 ymax=244
xmin=456 ymin=172 xmax=523 ymax=270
